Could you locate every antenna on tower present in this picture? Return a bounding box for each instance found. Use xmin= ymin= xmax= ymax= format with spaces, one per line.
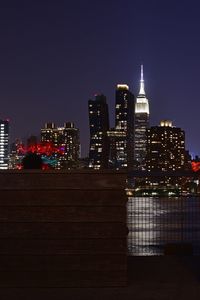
xmin=139 ymin=64 xmax=145 ymax=95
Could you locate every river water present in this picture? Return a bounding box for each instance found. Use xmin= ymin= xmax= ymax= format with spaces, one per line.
xmin=127 ymin=197 xmax=200 ymax=255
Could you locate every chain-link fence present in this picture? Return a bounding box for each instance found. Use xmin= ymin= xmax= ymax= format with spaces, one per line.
xmin=127 ymin=197 xmax=200 ymax=255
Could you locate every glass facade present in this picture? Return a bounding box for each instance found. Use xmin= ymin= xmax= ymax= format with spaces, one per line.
xmin=110 ymin=85 xmax=134 ymax=169
xmin=0 ymin=120 xmax=9 ymax=170
xmin=88 ymin=94 xmax=109 ymax=169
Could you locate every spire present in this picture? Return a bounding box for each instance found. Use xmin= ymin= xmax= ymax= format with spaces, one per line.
xmin=139 ymin=64 xmax=145 ymax=95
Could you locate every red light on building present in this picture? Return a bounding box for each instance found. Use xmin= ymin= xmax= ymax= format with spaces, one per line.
xmin=191 ymin=162 xmax=200 ymax=172
xmin=42 ymin=164 xmax=50 ymax=170
xmin=17 ymin=142 xmax=65 ymax=156
xmin=16 ymin=164 xmax=23 ymax=170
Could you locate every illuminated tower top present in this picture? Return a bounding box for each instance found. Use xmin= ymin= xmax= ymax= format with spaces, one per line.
xmin=135 ymin=64 xmax=149 ymax=115
xmin=139 ymin=64 xmax=145 ymax=95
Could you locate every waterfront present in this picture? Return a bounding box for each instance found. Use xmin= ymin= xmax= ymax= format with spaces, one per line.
xmin=127 ymin=197 xmax=200 ymax=256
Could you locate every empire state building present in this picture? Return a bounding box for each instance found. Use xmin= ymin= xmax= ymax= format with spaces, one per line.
xmin=134 ymin=65 xmax=150 ymax=169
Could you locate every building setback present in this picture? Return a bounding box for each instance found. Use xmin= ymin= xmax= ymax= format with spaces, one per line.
xmin=88 ymin=94 xmax=109 ymax=169
xmin=0 ymin=119 xmax=9 ymax=169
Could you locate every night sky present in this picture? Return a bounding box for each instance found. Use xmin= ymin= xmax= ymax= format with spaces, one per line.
xmin=0 ymin=0 xmax=200 ymax=157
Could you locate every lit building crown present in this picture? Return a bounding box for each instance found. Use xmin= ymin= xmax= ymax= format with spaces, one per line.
xmin=160 ymin=120 xmax=173 ymax=127
xmin=117 ymin=84 xmax=129 ymax=90
xmin=135 ymin=65 xmax=149 ymax=115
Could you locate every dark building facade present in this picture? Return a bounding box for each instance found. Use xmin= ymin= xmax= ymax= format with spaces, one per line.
xmin=109 ymin=84 xmax=134 ymax=169
xmin=27 ymin=135 xmax=38 ymax=148
xmin=88 ymin=94 xmax=109 ymax=169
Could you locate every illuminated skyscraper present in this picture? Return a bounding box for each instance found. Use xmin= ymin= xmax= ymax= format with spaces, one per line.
xmin=88 ymin=94 xmax=109 ymax=169
xmin=136 ymin=121 xmax=187 ymax=194
xmin=41 ymin=123 xmax=57 ymax=144
xmin=134 ymin=65 xmax=150 ymax=169
xmin=107 ymin=129 xmax=126 ymax=169
xmin=109 ymin=84 xmax=134 ymax=169
xmin=146 ymin=120 xmax=186 ymax=171
xmin=0 ymin=120 xmax=9 ymax=169
xmin=9 ymin=139 xmax=24 ymax=169
xmin=41 ymin=122 xmax=80 ymax=169
xmin=62 ymin=122 xmax=80 ymax=162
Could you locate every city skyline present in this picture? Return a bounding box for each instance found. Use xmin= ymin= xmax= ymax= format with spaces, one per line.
xmin=0 ymin=1 xmax=200 ymax=156
xmin=2 ymin=64 xmax=197 ymax=159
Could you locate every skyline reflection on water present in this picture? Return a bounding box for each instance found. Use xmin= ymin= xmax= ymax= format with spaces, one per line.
xmin=127 ymin=197 xmax=200 ymax=256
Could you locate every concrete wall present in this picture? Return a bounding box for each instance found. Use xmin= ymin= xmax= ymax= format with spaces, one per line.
xmin=0 ymin=170 xmax=127 ymax=287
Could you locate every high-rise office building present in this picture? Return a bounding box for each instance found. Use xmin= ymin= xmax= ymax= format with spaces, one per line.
xmin=41 ymin=123 xmax=57 ymax=144
xmin=61 ymin=122 xmax=80 ymax=162
xmin=107 ymin=129 xmax=126 ymax=169
xmin=0 ymin=120 xmax=9 ymax=169
xmin=88 ymin=94 xmax=109 ymax=169
xmin=41 ymin=122 xmax=80 ymax=169
xmin=134 ymin=65 xmax=150 ymax=169
xmin=146 ymin=120 xmax=186 ymax=171
xmin=9 ymin=139 xmax=24 ymax=169
xmin=109 ymin=84 xmax=134 ymax=169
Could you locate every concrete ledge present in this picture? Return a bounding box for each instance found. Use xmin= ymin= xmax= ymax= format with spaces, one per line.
xmin=0 ymin=171 xmax=127 ymax=287
xmin=0 ymin=257 xmax=200 ymax=300
xmin=164 ymin=243 xmax=193 ymax=256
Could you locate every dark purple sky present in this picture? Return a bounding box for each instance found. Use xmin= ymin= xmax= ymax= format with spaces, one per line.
xmin=0 ymin=0 xmax=200 ymax=157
